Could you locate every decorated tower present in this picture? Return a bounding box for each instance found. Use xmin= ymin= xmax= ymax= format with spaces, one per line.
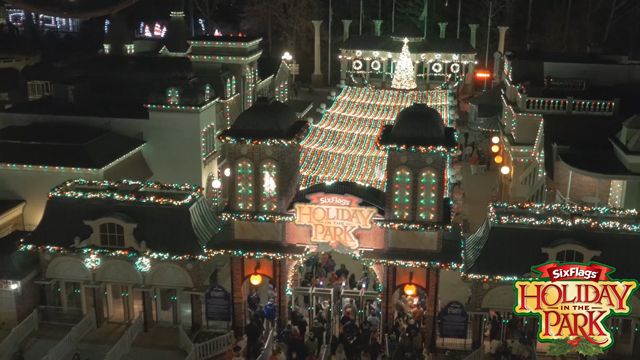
xmin=391 ymin=38 xmax=417 ymax=90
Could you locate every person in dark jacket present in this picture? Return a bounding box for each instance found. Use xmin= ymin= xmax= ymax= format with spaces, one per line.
xmin=369 ymin=336 xmax=381 ymax=360
xmin=348 ymin=274 xmax=357 ymax=290
xmin=335 ymin=264 xmax=349 ymax=279
xmin=311 ymin=320 xmax=325 ymax=355
xmin=297 ymin=315 xmax=308 ymax=339
xmin=248 ymin=288 xmax=260 ymax=314
xmin=265 ymin=299 xmax=277 ymax=329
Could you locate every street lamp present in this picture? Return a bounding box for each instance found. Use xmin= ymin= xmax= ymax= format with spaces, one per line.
xmin=282 ymin=52 xmax=299 ymax=85
xmin=282 ymin=52 xmax=293 ymax=61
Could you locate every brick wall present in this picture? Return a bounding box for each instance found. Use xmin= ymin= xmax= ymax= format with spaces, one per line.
xmin=383 ymin=266 xmax=396 ymax=332
xmin=547 ymin=161 xmax=611 ymax=204
xmin=424 ymin=268 xmax=439 ymax=348
xmin=14 ymin=277 xmax=40 ymax=323
xmin=230 ymin=256 xmax=245 ymax=337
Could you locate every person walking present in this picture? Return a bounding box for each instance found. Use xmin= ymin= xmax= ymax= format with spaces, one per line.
xmin=463 ymin=145 xmax=473 ymax=161
xmin=479 ymin=155 xmax=487 ymax=175
xmin=470 ymin=153 xmax=479 ymax=175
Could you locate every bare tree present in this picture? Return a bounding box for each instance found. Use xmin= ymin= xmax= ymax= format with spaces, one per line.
xmin=603 ymin=0 xmax=629 ymax=45
xmin=194 ymin=0 xmax=218 ymax=35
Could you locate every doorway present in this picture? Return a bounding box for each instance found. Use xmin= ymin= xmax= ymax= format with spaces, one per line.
xmin=104 ymin=284 xmax=142 ymax=323
xmin=156 ymin=288 xmax=180 ymax=326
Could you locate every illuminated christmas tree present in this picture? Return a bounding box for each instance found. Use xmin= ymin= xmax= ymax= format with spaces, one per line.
xmin=144 ymin=24 xmax=151 ymax=37
xmin=391 ymin=38 xmax=417 ymax=90
xmin=154 ymin=22 xmax=162 ymax=36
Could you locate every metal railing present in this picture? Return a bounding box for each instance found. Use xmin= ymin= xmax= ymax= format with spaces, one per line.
xmin=42 ymin=312 xmax=96 ymax=360
xmin=104 ymin=313 xmax=144 ymax=360
xmin=461 ymin=347 xmax=484 ymax=360
xmin=258 ymin=330 xmax=276 ymax=360
xmin=0 ymin=309 xmax=38 ymax=360
xmin=517 ymin=94 xmax=616 ymax=116
xmin=194 ymin=332 xmax=233 ymax=360
xmin=38 ymin=306 xmax=84 ymax=325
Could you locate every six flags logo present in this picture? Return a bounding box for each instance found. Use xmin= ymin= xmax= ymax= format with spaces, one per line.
xmin=514 ymin=262 xmax=638 ymax=356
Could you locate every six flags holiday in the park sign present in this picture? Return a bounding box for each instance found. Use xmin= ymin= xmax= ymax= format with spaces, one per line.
xmin=514 ymin=262 xmax=638 ymax=356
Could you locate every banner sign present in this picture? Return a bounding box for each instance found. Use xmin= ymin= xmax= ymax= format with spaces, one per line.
xmin=440 ymin=301 xmax=468 ymax=339
xmin=205 ymin=285 xmax=232 ymax=321
xmin=293 ymin=193 xmax=377 ymax=253
xmin=514 ymin=262 xmax=638 ymax=357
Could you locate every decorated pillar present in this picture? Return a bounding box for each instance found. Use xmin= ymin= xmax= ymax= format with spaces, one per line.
xmin=382 ymin=60 xmax=387 ymax=83
xmin=342 ymin=20 xmax=352 ymax=41
xmin=373 ymin=20 xmax=383 ymax=36
xmin=365 ymin=60 xmax=371 ymax=79
xmin=278 ymin=259 xmax=291 ymax=331
xmin=424 ymin=268 xmax=440 ymax=349
xmin=497 ymin=26 xmax=509 ymax=55
xmin=383 ymin=266 xmax=397 ymax=333
xmin=312 ymin=20 xmax=323 ymax=87
xmin=469 ymin=24 xmax=479 ymax=48
xmin=438 ymin=22 xmax=448 ymax=39
xmin=340 ymin=57 xmax=347 ymax=80
xmin=91 ymin=286 xmax=105 ymax=327
xmin=230 ymin=256 xmax=245 ymax=338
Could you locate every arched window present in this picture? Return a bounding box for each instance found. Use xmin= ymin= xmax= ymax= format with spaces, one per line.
xmin=236 ymin=159 xmax=254 ymax=210
xmin=556 ymin=250 xmax=584 ymax=264
xmin=418 ymin=168 xmax=438 ymax=221
xmin=261 ymin=161 xmax=278 ymax=211
xmin=226 ymin=79 xmax=231 ymax=98
xmin=167 ymin=87 xmax=179 ymax=104
xmin=100 ymin=223 xmax=125 ymax=247
xmin=392 ymin=167 xmax=412 ymax=220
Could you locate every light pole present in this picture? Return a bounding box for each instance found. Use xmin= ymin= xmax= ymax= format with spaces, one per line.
xmin=484 ymin=1 xmax=493 ymax=91
xmin=282 ymin=52 xmax=298 ymax=86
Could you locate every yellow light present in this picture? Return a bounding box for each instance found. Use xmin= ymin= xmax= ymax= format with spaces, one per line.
xmin=404 ymin=284 xmax=416 ymax=296
xmin=491 ymin=145 xmax=500 ymax=153
xmin=494 ymin=155 xmax=503 ymax=164
xmin=501 ymin=166 xmax=510 ymax=175
xmin=491 ymin=136 xmax=500 ymax=144
xmin=250 ymin=274 xmax=262 ymax=286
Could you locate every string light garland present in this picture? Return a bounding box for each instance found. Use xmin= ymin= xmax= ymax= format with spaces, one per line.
xmin=490 ymin=202 xmax=638 ymax=216
xmin=49 ymin=179 xmax=202 ymax=206
xmin=84 ymin=253 xmax=101 ymax=269
xmin=419 ymin=169 xmax=438 ymax=220
xmin=391 ymin=39 xmax=417 ymax=90
xmin=380 ymin=143 xmax=456 ymax=154
xmin=374 ymin=221 xmax=451 ymax=231
xmin=393 ymin=168 xmax=412 ymax=219
xmin=219 ymin=123 xmax=310 ymax=146
xmin=298 ymin=86 xmax=451 ymax=191
xmin=236 ymin=160 xmax=254 ymax=210
xmin=220 ymin=211 xmax=295 ymax=222
xmin=135 ymin=257 xmax=151 ymax=272
xmin=261 ymin=162 xmax=278 ymax=211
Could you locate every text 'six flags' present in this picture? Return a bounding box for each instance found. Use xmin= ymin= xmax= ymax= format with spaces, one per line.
xmin=533 ymin=262 xmax=615 ymax=283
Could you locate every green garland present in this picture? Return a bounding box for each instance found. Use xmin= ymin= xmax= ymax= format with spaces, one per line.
xmin=220 ymin=212 xmax=295 ymax=222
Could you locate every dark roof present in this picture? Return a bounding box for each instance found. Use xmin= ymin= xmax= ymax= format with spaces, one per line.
xmin=467 ymin=225 xmax=640 ymax=280
xmin=0 ymin=231 xmax=39 ymax=280
xmin=391 ymin=22 xmax=424 ymax=39
xmin=559 ymin=150 xmax=638 ymax=178
xmin=468 ymin=88 xmax=502 ymax=107
xmin=477 ymin=105 xmax=502 ymax=118
xmin=3 ymin=99 xmax=149 ymax=119
xmin=289 ymin=182 xmax=387 ymax=216
xmin=0 ymin=68 xmax=22 ymax=92
xmin=257 ymin=57 xmax=281 ymax=82
xmin=340 ymin=36 xmax=475 ymax=54
xmin=389 ymin=104 xmax=445 ymax=144
xmin=0 ymin=123 xmax=145 ymax=168
xmin=223 ymin=98 xmax=304 ymax=139
xmin=104 ymin=15 xmax=133 ymax=53
xmin=508 ymin=51 xmax=624 ymax=64
xmin=28 ymin=196 xmax=221 ymax=255
xmin=286 ymin=100 xmax=314 ymax=117
xmin=0 ymin=200 xmax=24 ymax=215
xmin=70 ymin=55 xmax=193 ymax=75
xmin=190 ymin=35 xmax=261 ymax=42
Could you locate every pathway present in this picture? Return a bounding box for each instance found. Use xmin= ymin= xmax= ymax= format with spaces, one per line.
xmin=19 ymin=324 xmax=72 ymax=360
xmin=61 ymin=323 xmax=130 ymax=360
xmin=120 ymin=327 xmax=184 ymax=360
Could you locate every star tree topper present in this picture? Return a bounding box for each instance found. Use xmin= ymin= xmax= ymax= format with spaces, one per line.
xmin=391 ymin=38 xmax=418 ymax=90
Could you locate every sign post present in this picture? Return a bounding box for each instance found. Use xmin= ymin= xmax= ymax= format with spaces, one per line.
xmin=440 ymin=301 xmax=469 ymax=339
xmin=205 ymin=285 xmax=232 ymax=322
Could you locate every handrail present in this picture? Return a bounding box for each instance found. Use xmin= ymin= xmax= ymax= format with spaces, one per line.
xmin=104 ymin=313 xmax=144 ymax=360
xmin=42 ymin=312 xmax=96 ymax=360
xmin=194 ymin=332 xmax=234 ymax=360
xmin=258 ymin=330 xmax=276 ymax=360
xmin=462 ymin=347 xmax=484 ymax=360
xmin=0 ymin=309 xmax=38 ymax=360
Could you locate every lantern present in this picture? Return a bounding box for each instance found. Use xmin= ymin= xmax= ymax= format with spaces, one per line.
xmin=404 ymin=284 xmax=416 ymax=296
xmin=491 ymin=136 xmax=500 ymax=144
xmin=494 ymin=155 xmax=503 ymax=164
xmin=491 ymin=145 xmax=500 ymax=153
xmin=250 ymin=274 xmax=263 ymax=286
xmin=501 ymin=166 xmax=510 ymax=175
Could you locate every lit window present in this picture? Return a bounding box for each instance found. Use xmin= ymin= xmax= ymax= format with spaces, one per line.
xmin=556 ymin=250 xmax=584 ymax=264
xmin=202 ymin=124 xmax=215 ymax=160
xmin=261 ymin=161 xmax=277 ymax=211
xmin=418 ymin=168 xmax=437 ymax=220
xmin=236 ymin=160 xmax=254 ymax=210
xmin=99 ymin=223 xmax=125 ymax=247
xmin=393 ymin=167 xmax=412 ymax=220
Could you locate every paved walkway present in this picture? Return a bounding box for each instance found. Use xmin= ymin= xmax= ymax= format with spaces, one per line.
xmin=61 ymin=323 xmax=130 ymax=360
xmin=20 ymin=324 xmax=72 ymax=360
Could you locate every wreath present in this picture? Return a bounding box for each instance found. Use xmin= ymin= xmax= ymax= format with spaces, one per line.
xmin=432 ymin=62 xmax=443 ymax=73
xmin=450 ymin=63 xmax=461 ymax=73
xmin=353 ymin=59 xmax=363 ymax=71
xmin=371 ymin=60 xmax=381 ymax=71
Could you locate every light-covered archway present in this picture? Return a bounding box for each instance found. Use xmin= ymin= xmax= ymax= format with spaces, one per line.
xmin=481 ymin=285 xmax=516 ymax=310
xmin=145 ymin=263 xmax=193 ymax=288
xmin=46 ymin=257 xmax=93 ymax=281
xmin=96 ymin=260 xmax=143 ymax=284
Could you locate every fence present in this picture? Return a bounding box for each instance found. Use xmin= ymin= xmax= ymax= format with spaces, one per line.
xmin=0 ymin=309 xmax=38 ymax=360
xmin=194 ymin=332 xmax=233 ymax=360
xmin=38 ymin=306 xmax=84 ymax=325
xmin=179 ymin=325 xmax=196 ymax=360
xmin=461 ymin=347 xmax=484 ymax=360
xmin=104 ymin=313 xmax=144 ymax=360
xmin=42 ymin=312 xmax=96 ymax=360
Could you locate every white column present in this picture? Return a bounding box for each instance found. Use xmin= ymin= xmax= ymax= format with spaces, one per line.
xmin=312 ymin=21 xmax=323 ymax=76
xmin=438 ymin=22 xmax=448 ymax=39
xmin=342 ymin=20 xmax=352 ymax=41
xmin=382 ymin=60 xmax=387 ymax=82
xmin=566 ymin=170 xmax=573 ymax=200
xmin=498 ymin=26 xmax=509 ymax=54
xmin=365 ymin=60 xmax=370 ymax=79
xmin=155 ymin=288 xmax=162 ymax=323
xmin=469 ymin=24 xmax=479 ymax=48
xmin=340 ymin=57 xmax=347 ymax=80
xmin=373 ymin=20 xmax=383 ymax=36
xmin=60 ymin=280 xmax=68 ymax=310
xmin=80 ymin=284 xmax=87 ymax=315
xmin=106 ymin=284 xmax=114 ymax=319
